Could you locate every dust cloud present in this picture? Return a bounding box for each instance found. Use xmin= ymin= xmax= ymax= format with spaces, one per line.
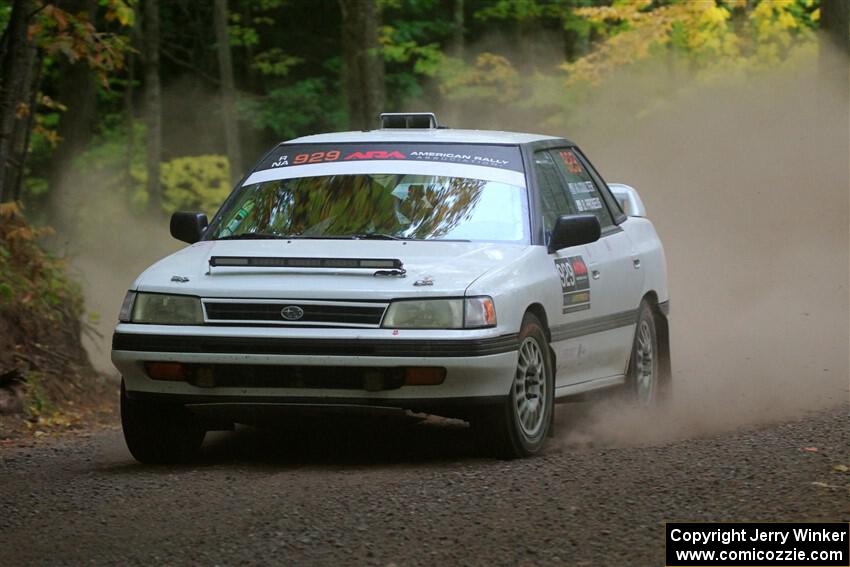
xmin=551 ymin=48 xmax=849 ymax=445
xmin=49 ymin=82 xmax=231 ymax=373
xmin=50 ymin=176 xmax=178 ymax=373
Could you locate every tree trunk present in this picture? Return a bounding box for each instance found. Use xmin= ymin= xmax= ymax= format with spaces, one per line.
xmin=10 ymin=51 xmax=42 ymax=202
xmin=46 ymin=0 xmax=98 ymax=223
xmin=450 ymin=0 xmax=464 ymax=59
xmin=339 ymin=0 xmax=385 ymax=131
xmin=125 ymin=0 xmax=142 ymax=186
xmin=144 ymin=0 xmax=162 ymax=214
xmin=0 ymin=0 xmax=36 ymax=204
xmin=214 ymin=0 xmax=242 ymax=184
xmin=125 ymin=49 xmax=136 ymax=185
xmin=820 ymin=0 xmax=850 ymax=56
xmin=818 ymin=0 xmax=850 ymax=89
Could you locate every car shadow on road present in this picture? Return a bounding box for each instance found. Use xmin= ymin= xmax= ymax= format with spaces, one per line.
xmin=98 ymin=404 xmax=596 ymax=472
xmin=195 ymin=413 xmax=482 ymax=467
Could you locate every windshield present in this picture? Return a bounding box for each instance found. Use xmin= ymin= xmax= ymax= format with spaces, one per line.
xmin=205 ymin=173 xmax=529 ymax=243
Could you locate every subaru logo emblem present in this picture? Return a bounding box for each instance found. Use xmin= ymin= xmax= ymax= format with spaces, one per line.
xmin=280 ymin=305 xmax=304 ymax=321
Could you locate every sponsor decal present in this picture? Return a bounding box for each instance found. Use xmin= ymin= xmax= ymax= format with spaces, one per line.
xmin=575 ymin=197 xmax=603 ymax=212
xmin=294 ymin=150 xmax=340 ymax=165
xmin=344 ymin=150 xmax=406 ymax=160
xmin=256 ymin=143 xmax=524 ymax=172
xmin=568 ymin=181 xmax=595 ymax=196
xmin=555 ymin=256 xmax=591 ymax=314
xmin=558 ymin=150 xmax=584 ymax=174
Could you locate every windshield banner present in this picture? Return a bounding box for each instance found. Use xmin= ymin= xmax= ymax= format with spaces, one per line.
xmin=255 ymin=143 xmax=525 ymax=173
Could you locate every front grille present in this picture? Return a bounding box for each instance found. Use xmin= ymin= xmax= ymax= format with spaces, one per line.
xmin=183 ymin=364 xmax=406 ymax=390
xmin=203 ymin=300 xmax=387 ymax=327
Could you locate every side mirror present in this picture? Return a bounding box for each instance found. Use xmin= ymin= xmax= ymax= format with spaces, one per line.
xmin=608 ymin=183 xmax=647 ymax=217
xmin=547 ymin=214 xmax=601 ymax=253
xmin=170 ymin=212 xmax=208 ymax=244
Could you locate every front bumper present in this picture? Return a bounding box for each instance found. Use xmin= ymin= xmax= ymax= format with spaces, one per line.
xmin=112 ymin=324 xmax=519 ymax=413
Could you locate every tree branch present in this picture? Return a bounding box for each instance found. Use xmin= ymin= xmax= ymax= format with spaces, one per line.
xmin=158 ymin=46 xmax=221 ymax=86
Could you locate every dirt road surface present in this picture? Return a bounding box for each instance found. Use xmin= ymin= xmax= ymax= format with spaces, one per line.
xmin=1 ymin=405 xmax=847 ymax=566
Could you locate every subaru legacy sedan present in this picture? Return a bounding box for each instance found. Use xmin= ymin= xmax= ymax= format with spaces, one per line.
xmin=112 ymin=112 xmax=670 ymax=462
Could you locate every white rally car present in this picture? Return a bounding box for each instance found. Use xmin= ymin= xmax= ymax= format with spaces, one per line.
xmin=111 ymin=113 xmax=670 ymax=462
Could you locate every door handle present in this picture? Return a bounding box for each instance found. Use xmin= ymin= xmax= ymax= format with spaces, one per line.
xmin=591 ymin=270 xmax=601 ymax=280
xmin=632 ymin=258 xmax=641 ymax=269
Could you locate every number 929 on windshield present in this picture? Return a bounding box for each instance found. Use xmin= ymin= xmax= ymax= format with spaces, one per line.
xmin=258 ymin=143 xmax=525 ymax=172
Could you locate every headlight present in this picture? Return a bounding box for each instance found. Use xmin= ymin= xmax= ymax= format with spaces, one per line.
xmin=382 ymin=297 xmax=496 ymax=329
xmin=130 ymin=293 xmax=204 ymax=325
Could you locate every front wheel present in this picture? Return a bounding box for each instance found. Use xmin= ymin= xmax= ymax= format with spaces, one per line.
xmin=472 ymin=313 xmax=554 ymax=458
xmin=121 ymin=380 xmax=206 ymax=464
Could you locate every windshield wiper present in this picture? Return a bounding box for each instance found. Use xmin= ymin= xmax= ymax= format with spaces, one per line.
xmin=351 ymin=233 xmax=405 ymax=240
xmin=214 ymin=234 xmax=329 ymax=241
xmin=214 ymin=233 xmax=289 ymax=240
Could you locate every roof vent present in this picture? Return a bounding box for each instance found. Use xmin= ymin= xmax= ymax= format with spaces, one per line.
xmin=379 ymin=112 xmax=440 ymax=129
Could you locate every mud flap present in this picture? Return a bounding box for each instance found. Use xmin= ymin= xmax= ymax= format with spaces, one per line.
xmin=547 ymin=345 xmax=556 ymax=437
xmin=653 ymin=306 xmax=672 ymax=401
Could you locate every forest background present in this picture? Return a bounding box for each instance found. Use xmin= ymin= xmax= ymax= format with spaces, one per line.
xmin=0 ymin=0 xmax=847 ymax=429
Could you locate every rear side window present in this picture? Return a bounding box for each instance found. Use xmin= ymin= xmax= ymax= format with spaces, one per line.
xmin=548 ymin=149 xmax=614 ymax=229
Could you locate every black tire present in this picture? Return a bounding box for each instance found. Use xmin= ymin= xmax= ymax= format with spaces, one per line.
xmin=121 ymin=380 xmax=206 ymax=464
xmin=624 ymin=301 xmax=660 ymax=407
xmin=472 ymin=313 xmax=554 ymax=458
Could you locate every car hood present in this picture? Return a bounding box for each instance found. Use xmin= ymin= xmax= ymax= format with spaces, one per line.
xmin=132 ymin=239 xmax=530 ymax=300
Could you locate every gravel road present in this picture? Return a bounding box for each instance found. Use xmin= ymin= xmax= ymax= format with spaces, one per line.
xmin=1 ymin=404 xmax=848 ymax=566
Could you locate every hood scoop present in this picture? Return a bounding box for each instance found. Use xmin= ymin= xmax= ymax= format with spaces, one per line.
xmin=208 ymin=256 xmax=405 ymax=277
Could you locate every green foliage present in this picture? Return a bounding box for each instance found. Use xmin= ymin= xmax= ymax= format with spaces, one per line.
xmin=475 ymin=0 xmax=548 ymax=22
xmin=227 ymin=12 xmax=261 ymax=48
xmin=436 ymin=52 xmax=520 ymax=103
xmin=74 ymin=116 xmax=146 ymax=209
xmin=251 ymin=48 xmax=302 ymax=77
xmin=161 ymin=155 xmax=231 ymax=214
xmin=74 ymin=121 xmax=230 ymax=215
xmin=29 ymin=3 xmax=132 ymax=88
xmin=562 ymin=0 xmax=817 ymax=87
xmin=747 ymin=0 xmax=818 ymax=65
xmin=0 ymin=2 xmax=11 ymax=32
xmin=0 ymin=203 xmax=84 ymax=322
xmin=25 ymin=371 xmax=53 ymax=419
xmin=379 ymin=0 xmax=454 ymax=103
xmin=238 ymin=78 xmax=346 ymax=140
xmin=100 ymin=0 xmax=136 ymax=27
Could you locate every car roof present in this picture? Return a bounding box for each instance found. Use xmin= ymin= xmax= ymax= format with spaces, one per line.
xmin=284 ymin=128 xmax=569 ymax=146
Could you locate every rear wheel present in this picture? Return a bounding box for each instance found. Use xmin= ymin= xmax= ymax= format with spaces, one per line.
xmin=625 ymin=302 xmax=659 ymax=407
xmin=473 ymin=313 xmax=554 ymax=458
xmin=121 ymin=380 xmax=206 ymax=464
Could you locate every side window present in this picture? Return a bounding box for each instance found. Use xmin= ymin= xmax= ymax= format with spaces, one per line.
xmin=532 ymin=151 xmax=575 ymax=239
xmin=548 ymin=148 xmax=614 ymax=229
xmin=573 ymin=147 xmax=626 ymax=223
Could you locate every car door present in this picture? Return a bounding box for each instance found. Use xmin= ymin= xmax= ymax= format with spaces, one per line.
xmin=532 ymin=150 xmax=603 ymax=389
xmin=534 ymin=149 xmax=643 ymax=389
xmin=549 ymin=147 xmax=645 ymax=379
